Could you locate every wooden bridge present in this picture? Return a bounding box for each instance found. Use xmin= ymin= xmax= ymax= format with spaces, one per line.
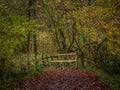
xmin=41 ymin=53 xmax=78 ymax=69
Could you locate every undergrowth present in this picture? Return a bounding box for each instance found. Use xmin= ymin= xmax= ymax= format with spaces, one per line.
xmin=0 ymin=66 xmax=44 ymax=90
xmin=83 ymin=65 xmax=120 ymax=90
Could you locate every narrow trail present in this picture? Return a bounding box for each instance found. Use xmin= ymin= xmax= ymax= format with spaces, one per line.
xmin=17 ymin=68 xmax=111 ymax=90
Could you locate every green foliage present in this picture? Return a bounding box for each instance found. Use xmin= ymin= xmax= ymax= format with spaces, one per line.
xmin=84 ymin=66 xmax=120 ymax=90
xmin=0 ymin=65 xmax=44 ymax=90
xmin=0 ymin=1 xmax=40 ymax=57
xmin=36 ymin=0 xmax=120 ymax=70
xmin=0 ymin=1 xmax=41 ymax=80
xmin=0 ymin=0 xmax=120 ymax=89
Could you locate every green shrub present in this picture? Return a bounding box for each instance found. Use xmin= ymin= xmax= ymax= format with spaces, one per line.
xmin=103 ymin=54 xmax=120 ymax=74
xmin=96 ymin=47 xmax=120 ymax=74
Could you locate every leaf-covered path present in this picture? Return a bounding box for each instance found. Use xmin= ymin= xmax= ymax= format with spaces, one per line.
xmin=18 ymin=68 xmax=111 ymax=90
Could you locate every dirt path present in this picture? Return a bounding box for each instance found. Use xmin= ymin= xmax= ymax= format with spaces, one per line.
xmin=17 ymin=68 xmax=111 ymax=90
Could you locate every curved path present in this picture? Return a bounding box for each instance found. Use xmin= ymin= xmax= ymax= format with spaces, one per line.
xmin=18 ymin=68 xmax=111 ymax=90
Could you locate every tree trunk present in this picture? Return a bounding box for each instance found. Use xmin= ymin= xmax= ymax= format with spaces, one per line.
xmin=27 ymin=0 xmax=32 ymax=71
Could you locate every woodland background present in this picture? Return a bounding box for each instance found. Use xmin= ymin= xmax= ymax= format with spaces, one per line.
xmin=0 ymin=0 xmax=120 ymax=89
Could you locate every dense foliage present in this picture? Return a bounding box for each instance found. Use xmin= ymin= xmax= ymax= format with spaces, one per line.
xmin=0 ymin=0 xmax=120 ymax=89
xmin=34 ymin=0 xmax=120 ymax=74
xmin=0 ymin=1 xmax=39 ymax=78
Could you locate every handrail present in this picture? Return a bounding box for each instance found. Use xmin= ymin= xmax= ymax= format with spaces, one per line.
xmin=50 ymin=53 xmax=76 ymax=57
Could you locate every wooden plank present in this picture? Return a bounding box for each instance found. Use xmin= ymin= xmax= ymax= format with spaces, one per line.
xmin=75 ymin=55 xmax=78 ymax=69
xmin=49 ymin=60 xmax=77 ymax=63
xmin=41 ymin=53 xmax=77 ymax=59
xmin=50 ymin=53 xmax=76 ymax=57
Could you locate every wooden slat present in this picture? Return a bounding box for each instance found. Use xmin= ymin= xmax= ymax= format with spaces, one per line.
xmin=50 ymin=53 xmax=76 ymax=57
xmin=41 ymin=53 xmax=76 ymax=59
xmin=49 ymin=60 xmax=77 ymax=63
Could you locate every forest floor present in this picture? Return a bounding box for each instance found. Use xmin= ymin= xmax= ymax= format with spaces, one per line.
xmin=13 ymin=68 xmax=111 ymax=90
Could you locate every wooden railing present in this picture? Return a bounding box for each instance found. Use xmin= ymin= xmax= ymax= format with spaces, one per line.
xmin=41 ymin=53 xmax=78 ymax=69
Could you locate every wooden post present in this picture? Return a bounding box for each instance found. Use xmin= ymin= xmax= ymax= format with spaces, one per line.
xmin=19 ymin=53 xmax=22 ymax=74
xmin=50 ymin=56 xmax=53 ymax=67
xmin=62 ymin=55 xmax=64 ymax=68
xmin=76 ymin=53 xmax=78 ymax=69
xmin=57 ymin=56 xmax=58 ymax=60
xmin=49 ymin=56 xmax=51 ymax=67
xmin=41 ymin=54 xmax=44 ymax=67
xmin=46 ymin=55 xmax=49 ymax=67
